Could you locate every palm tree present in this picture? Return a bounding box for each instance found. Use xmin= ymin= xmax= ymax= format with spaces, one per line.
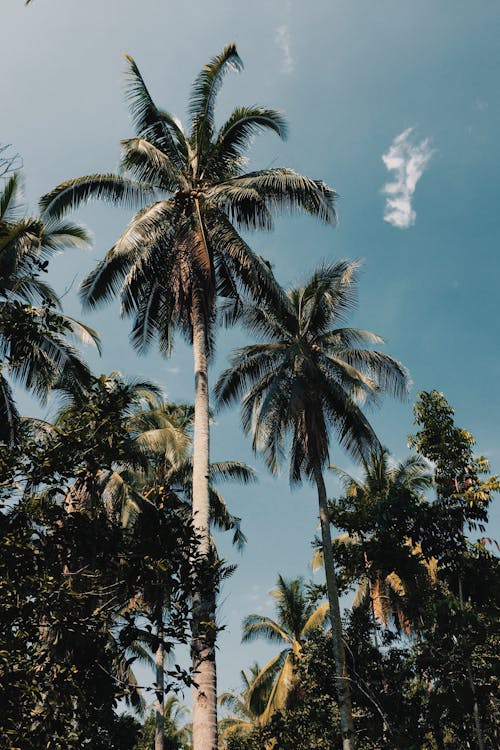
xmin=0 ymin=172 xmax=99 ymax=443
xmin=215 ymin=261 xmax=409 ymax=750
xmin=218 ymin=663 xmax=269 ymax=743
xmin=136 ymin=695 xmax=192 ymax=750
xmin=40 ymin=45 xmax=335 ymax=749
xmin=239 ymin=576 xmax=329 ymax=726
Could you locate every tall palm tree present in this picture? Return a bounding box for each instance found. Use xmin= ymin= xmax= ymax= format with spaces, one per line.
xmin=40 ymin=45 xmax=335 ymax=749
xmin=215 ymin=261 xmax=409 ymax=750
xmin=0 ymin=172 xmax=99 ymax=443
xmin=240 ymin=576 xmax=329 ymax=726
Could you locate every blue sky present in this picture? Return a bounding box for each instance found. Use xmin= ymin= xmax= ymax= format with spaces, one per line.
xmin=3 ymin=0 xmax=500 ymax=705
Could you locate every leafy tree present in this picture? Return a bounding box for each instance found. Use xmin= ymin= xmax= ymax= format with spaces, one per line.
xmin=40 ymin=44 xmax=335 ymax=750
xmin=219 ymin=663 xmax=272 ymax=747
xmin=0 ymin=377 xmax=198 ymax=749
xmin=0 ymin=485 xmax=137 ymax=749
xmin=408 ymin=391 xmax=500 ymax=750
xmin=324 ymin=448 xmax=434 ymax=636
xmin=215 ymin=261 xmax=409 ymax=749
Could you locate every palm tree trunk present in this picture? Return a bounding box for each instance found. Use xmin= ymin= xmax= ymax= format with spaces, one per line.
xmin=155 ymin=614 xmax=165 ymax=750
xmin=313 ymin=463 xmax=356 ymax=750
xmin=458 ymin=577 xmax=484 ymax=750
xmin=191 ymin=295 xmax=218 ymax=750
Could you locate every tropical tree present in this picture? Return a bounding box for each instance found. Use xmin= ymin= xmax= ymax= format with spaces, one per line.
xmin=219 ymin=663 xmax=272 ymax=747
xmin=0 ymin=172 xmax=99 ymax=444
xmin=321 ymin=448 xmax=434 ymax=636
xmin=215 ymin=261 xmax=409 ymax=749
xmin=134 ymin=695 xmax=192 ymax=750
xmin=240 ymin=576 xmax=329 ymax=725
xmin=40 ymin=44 xmax=335 ymax=749
xmin=409 ymin=391 xmax=500 ymax=750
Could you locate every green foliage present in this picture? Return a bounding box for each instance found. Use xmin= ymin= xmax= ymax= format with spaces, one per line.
xmin=0 ymin=376 xmax=199 ymax=749
xmin=0 ymin=170 xmax=97 ymax=444
xmin=134 ymin=699 xmax=191 ymax=750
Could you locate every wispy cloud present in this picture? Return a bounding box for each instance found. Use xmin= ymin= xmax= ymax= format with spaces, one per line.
xmin=275 ymin=24 xmax=294 ymax=74
xmin=381 ymin=128 xmax=433 ymax=229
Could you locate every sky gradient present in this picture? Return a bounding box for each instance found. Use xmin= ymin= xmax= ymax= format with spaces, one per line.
xmin=3 ymin=0 xmax=500 ymax=704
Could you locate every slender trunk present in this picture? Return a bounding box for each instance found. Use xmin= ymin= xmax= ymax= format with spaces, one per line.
xmin=364 ymin=558 xmax=390 ymax=745
xmin=155 ymin=613 xmax=164 ymax=750
xmin=191 ymin=296 xmax=218 ymax=750
xmin=313 ymin=463 xmax=356 ymax=750
xmin=458 ymin=578 xmax=485 ymax=750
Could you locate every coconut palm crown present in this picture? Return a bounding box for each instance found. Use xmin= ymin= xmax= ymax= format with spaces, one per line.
xmin=39 ymin=44 xmax=336 ymax=355
xmin=215 ymin=260 xmax=410 ymax=477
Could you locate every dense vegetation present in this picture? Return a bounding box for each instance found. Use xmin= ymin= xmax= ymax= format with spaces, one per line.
xmin=1 ymin=40 xmax=498 ymax=750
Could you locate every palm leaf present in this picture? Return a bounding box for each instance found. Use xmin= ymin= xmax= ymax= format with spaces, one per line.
xmin=0 ymin=172 xmax=22 ymax=223
xmin=39 ymin=174 xmax=154 ymax=220
xmin=120 ymin=137 xmax=187 ymax=191
xmin=301 ymin=601 xmax=329 ymax=636
xmin=188 ymin=44 xmax=243 ymax=142
xmin=123 ymin=54 xmax=185 ymax=167
xmin=226 ymin=168 xmax=337 ymax=224
xmin=206 ymin=106 xmax=288 ymax=178
xmin=241 ymin=615 xmax=289 ymax=644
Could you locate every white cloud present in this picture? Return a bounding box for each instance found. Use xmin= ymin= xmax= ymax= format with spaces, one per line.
xmin=275 ymin=24 xmax=294 ymax=74
xmin=381 ymin=127 xmax=433 ymax=229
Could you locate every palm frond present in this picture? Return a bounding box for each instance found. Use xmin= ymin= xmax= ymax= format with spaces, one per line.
xmin=258 ymin=652 xmax=295 ymax=724
xmin=40 ymin=174 xmax=154 ymax=220
xmin=226 ymin=168 xmax=337 ymax=224
xmin=318 ymin=327 xmax=385 ymax=349
xmin=59 ymin=315 xmax=102 ymax=354
xmin=209 ymin=487 xmax=247 ymax=551
xmin=246 ymin=650 xmax=288 ymax=716
xmin=40 ymin=219 xmax=92 ymax=255
xmin=352 ymin=576 xmax=370 ymax=609
xmin=206 ymin=184 xmax=274 ymax=231
xmin=123 ymin=55 xmax=185 ymax=167
xmin=0 ymin=172 xmax=22 ymax=223
xmin=241 ymin=615 xmax=289 ymax=644
xmin=207 ymin=106 xmax=288 ymax=179
xmin=120 ymin=137 xmax=187 ymax=192
xmin=188 ymin=44 xmax=243 ymax=146
xmin=301 ymin=601 xmax=329 ymax=636
xmin=339 ymin=349 xmax=410 ymax=402
xmin=209 ymin=460 xmax=257 ymax=485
